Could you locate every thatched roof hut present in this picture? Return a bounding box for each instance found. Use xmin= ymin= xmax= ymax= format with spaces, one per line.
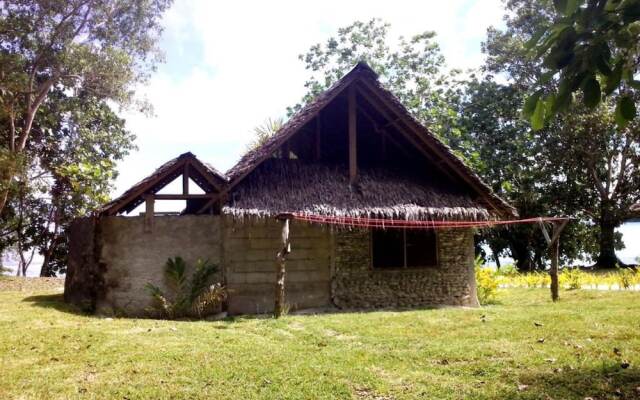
xmin=74 ymin=62 xmax=518 ymax=317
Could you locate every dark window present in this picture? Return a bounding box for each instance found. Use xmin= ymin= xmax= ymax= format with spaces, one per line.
xmin=371 ymin=229 xmax=437 ymax=269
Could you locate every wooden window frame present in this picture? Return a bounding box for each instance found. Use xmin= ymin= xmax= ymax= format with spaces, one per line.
xmin=369 ymin=228 xmax=439 ymax=270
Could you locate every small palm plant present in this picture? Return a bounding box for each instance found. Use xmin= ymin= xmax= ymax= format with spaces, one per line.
xmin=145 ymin=257 xmax=227 ymax=319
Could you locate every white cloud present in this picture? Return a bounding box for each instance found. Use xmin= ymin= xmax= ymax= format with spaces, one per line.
xmin=114 ymin=0 xmax=506 ymax=196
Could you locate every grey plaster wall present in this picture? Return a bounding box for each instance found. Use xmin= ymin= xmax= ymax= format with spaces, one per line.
xmin=96 ymin=215 xmax=222 ymax=316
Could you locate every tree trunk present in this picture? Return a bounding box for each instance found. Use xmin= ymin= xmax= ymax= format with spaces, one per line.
xmin=40 ymin=252 xmax=54 ymax=277
xmin=595 ymin=203 xmax=622 ymax=269
xmin=595 ymin=222 xmax=620 ymax=268
xmin=0 ymin=187 xmax=9 ymax=216
xmin=489 ymin=244 xmax=501 ymax=269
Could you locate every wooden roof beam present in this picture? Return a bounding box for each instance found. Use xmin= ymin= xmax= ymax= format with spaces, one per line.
xmin=348 ymin=85 xmax=357 ymax=184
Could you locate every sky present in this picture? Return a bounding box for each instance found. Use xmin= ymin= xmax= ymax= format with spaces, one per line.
xmin=6 ymin=0 xmax=639 ymax=276
xmin=114 ymin=0 xmax=509 ymax=198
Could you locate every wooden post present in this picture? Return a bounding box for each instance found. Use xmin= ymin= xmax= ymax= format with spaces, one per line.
xmin=275 ymin=217 xmax=290 ymax=318
xmin=550 ymin=234 xmax=560 ymax=302
xmin=144 ymin=195 xmax=154 ymax=233
xmin=348 ymin=85 xmax=357 ymax=184
xmin=539 ymin=219 xmax=568 ymax=302
xmin=183 ymin=164 xmax=189 ymax=195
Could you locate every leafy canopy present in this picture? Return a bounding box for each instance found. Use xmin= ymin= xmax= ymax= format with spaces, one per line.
xmin=524 ymin=0 xmax=640 ymax=129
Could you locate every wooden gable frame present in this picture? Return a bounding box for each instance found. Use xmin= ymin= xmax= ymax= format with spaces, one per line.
xmin=99 ymin=152 xmax=227 ymax=216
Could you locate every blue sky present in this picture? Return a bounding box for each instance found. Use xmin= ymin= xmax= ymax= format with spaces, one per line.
xmin=115 ymin=0 xmax=508 ymax=198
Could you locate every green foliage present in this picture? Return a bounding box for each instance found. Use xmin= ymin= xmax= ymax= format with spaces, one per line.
xmin=561 ymin=268 xmax=584 ymax=290
xmin=145 ymin=257 xmax=226 ymax=319
xmin=615 ymin=267 xmax=639 ymax=289
xmin=495 ymin=268 xmax=640 ymax=291
xmin=0 ymin=0 xmax=164 ymax=274
xmin=479 ymin=0 xmax=639 ymax=269
xmin=475 ymin=257 xmax=499 ymax=305
xmin=525 ymin=0 xmax=640 ymax=128
xmin=246 ymin=117 xmax=284 ymax=151
xmin=293 ymin=18 xmax=458 ymax=138
xmin=498 ymin=263 xmax=520 ymax=276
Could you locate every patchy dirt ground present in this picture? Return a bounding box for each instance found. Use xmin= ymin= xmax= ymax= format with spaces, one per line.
xmin=0 ymin=276 xmax=65 ymax=292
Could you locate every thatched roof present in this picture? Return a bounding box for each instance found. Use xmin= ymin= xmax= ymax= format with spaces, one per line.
xmin=224 ymin=159 xmax=491 ymax=221
xmin=99 ymin=152 xmax=227 ymax=216
xmin=225 ymin=62 xmax=516 ymax=218
xmin=98 ymin=62 xmax=515 ymax=221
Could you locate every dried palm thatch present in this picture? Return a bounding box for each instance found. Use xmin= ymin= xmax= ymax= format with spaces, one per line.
xmin=224 ymin=160 xmax=492 ymax=221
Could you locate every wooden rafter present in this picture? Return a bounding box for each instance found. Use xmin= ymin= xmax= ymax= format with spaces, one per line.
xmin=348 ymin=85 xmax=358 ymax=184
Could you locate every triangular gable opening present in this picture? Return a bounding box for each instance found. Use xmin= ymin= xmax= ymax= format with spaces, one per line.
xmin=100 ymin=152 xmax=227 ymax=216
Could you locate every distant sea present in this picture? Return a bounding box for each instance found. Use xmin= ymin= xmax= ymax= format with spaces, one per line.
xmin=2 ymin=222 xmax=640 ymax=277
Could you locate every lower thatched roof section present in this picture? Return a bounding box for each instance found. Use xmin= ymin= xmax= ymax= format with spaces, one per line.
xmin=223 ymin=160 xmax=492 ymax=221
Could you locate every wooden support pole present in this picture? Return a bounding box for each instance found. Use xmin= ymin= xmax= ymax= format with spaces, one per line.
xmin=348 ymin=85 xmax=357 ymax=184
xmin=550 ymin=235 xmax=560 ymax=302
xmin=274 ymin=217 xmax=290 ymax=318
xmin=539 ymin=219 xmax=568 ymax=302
xmin=144 ymin=195 xmax=154 ymax=233
xmin=282 ymin=139 xmax=291 ymax=159
xmin=183 ymin=164 xmax=189 ymax=195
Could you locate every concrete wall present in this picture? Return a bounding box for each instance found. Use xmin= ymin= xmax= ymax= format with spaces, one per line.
xmin=223 ymin=217 xmax=332 ymax=314
xmin=65 ymin=215 xmax=478 ymax=316
xmin=96 ymin=215 xmax=222 ymax=316
xmin=332 ymin=228 xmax=479 ymax=308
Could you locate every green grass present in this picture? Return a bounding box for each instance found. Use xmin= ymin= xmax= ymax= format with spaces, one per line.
xmin=1 ymin=284 xmax=639 ymax=399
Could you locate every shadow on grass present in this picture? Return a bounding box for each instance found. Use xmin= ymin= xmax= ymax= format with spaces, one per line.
xmin=498 ymin=363 xmax=640 ymax=399
xmin=22 ymin=293 xmax=90 ymax=316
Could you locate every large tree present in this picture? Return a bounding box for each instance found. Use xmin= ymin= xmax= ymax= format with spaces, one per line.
xmin=0 ymin=89 xmax=134 ymax=276
xmin=483 ymin=0 xmax=635 ymax=267
xmin=541 ymin=98 xmax=640 ymax=267
xmin=447 ymin=76 xmax=598 ymax=269
xmin=0 ymin=0 xmax=172 ymax=215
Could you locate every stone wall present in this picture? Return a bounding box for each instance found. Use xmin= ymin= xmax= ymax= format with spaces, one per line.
xmin=332 ymin=228 xmax=478 ymax=308
xmin=96 ymin=215 xmax=222 ymax=316
xmin=223 ymin=217 xmax=332 ymax=314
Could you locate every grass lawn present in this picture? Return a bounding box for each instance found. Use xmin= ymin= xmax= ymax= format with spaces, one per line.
xmin=1 ymin=279 xmax=639 ymax=399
